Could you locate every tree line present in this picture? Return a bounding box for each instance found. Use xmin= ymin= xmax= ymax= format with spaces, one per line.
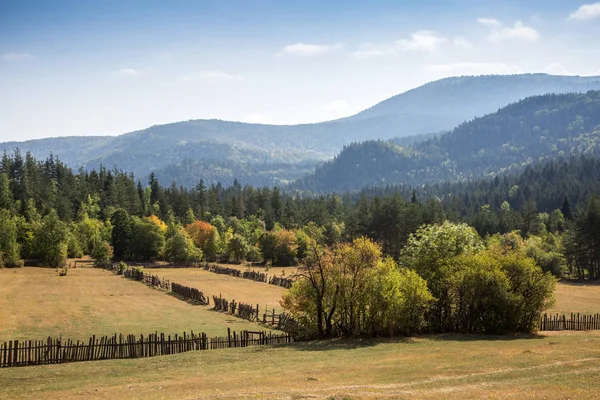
xmin=1 ymin=150 xmax=600 ymax=283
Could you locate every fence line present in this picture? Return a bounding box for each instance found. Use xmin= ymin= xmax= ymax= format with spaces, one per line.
xmin=171 ymin=282 xmax=210 ymax=305
xmin=112 ymin=261 xmax=296 ymax=288
xmin=104 ymin=264 xmax=210 ymax=306
xmin=0 ymin=329 xmax=292 ymax=368
xmin=103 ymin=263 xmax=298 ymax=333
xmin=269 ymin=275 xmax=294 ymax=288
xmin=539 ymin=313 xmax=600 ymax=331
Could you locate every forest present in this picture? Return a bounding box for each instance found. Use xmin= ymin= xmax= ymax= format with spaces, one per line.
xmin=296 ymin=91 xmax=600 ymax=193
xmin=2 ymin=149 xmax=600 ymax=337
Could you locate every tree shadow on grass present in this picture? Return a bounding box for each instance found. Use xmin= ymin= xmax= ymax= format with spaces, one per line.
xmin=425 ymin=332 xmax=546 ymax=342
xmin=557 ymin=279 xmax=600 ymax=287
xmin=290 ymin=336 xmax=414 ymax=352
xmin=288 ymin=332 xmax=546 ymax=352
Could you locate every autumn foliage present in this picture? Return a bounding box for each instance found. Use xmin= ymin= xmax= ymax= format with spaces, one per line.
xmin=185 ymin=221 xmax=216 ymax=249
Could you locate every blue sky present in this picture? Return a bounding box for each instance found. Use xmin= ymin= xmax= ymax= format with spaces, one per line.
xmin=1 ymin=0 xmax=599 ymax=141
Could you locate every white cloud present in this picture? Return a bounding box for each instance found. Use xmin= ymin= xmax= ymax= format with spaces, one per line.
xmin=545 ymin=63 xmax=571 ymax=75
xmin=353 ymin=30 xmax=446 ymax=58
xmin=243 ymin=113 xmax=267 ymax=124
xmin=453 ymin=36 xmax=473 ymax=49
xmin=480 ymin=18 xmax=540 ymax=42
xmin=397 ymin=30 xmax=446 ymax=52
xmin=477 ymin=18 xmax=502 ymax=27
xmin=323 ymin=100 xmax=348 ymax=112
xmin=277 ymin=43 xmax=340 ymax=57
xmin=427 ymin=62 xmax=523 ymax=75
xmin=495 ymin=21 xmax=540 ymax=41
xmin=179 ymin=70 xmax=244 ymax=82
xmin=113 ymin=68 xmax=140 ymax=77
xmin=1 ymin=52 xmax=36 ymax=61
xmin=568 ymin=2 xmax=600 ymax=20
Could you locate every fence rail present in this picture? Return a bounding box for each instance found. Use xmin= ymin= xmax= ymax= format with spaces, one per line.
xmin=0 ymin=329 xmax=292 ymax=368
xmin=539 ymin=313 xmax=600 ymax=331
xmin=103 ymin=263 xmax=299 ymax=333
xmin=114 ymin=261 xmax=297 ymax=288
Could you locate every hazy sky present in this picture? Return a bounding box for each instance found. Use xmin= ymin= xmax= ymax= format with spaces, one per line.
xmin=1 ymin=0 xmax=599 ymax=142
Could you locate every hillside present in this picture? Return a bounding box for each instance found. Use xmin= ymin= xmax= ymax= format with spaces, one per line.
xmin=294 ymin=91 xmax=600 ymax=193
xmin=2 ymin=74 xmax=600 ymax=187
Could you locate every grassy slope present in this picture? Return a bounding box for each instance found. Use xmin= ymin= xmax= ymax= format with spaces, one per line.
xmin=150 ymin=267 xmax=288 ymax=313
xmin=548 ymin=281 xmax=600 ymax=315
xmin=1 ymin=331 xmax=600 ymax=399
xmin=0 ymin=267 xmax=273 ymax=341
xmin=2 ymin=269 xmax=600 ymax=398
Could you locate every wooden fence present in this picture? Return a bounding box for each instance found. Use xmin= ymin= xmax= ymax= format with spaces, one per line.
xmin=171 ymin=282 xmax=210 ymax=305
xmin=269 ymin=276 xmax=294 ymax=288
xmin=113 ymin=261 xmax=296 ymax=288
xmin=242 ymin=270 xmax=268 ymax=283
xmin=103 ymin=263 xmax=300 ymax=333
xmin=203 ymin=263 xmax=242 ymax=277
xmin=124 ymin=268 xmax=171 ymax=291
xmin=539 ymin=313 xmax=600 ymax=331
xmin=212 ymin=295 xmax=260 ymax=321
xmin=0 ymin=329 xmax=292 ymax=368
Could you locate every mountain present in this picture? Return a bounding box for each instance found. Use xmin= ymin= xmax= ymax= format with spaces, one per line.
xmin=2 ymin=74 xmax=600 ymax=188
xmin=344 ymin=73 xmax=600 ymax=133
xmin=293 ymin=91 xmax=600 ymax=193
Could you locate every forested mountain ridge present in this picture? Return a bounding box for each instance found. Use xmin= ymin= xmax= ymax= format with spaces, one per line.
xmin=294 ymin=91 xmax=600 ymax=193
xmin=2 ymin=74 xmax=600 ymax=188
xmin=346 ymin=73 xmax=600 ymax=125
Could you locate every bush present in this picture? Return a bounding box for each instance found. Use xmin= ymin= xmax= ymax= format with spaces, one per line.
xmin=118 ymin=261 xmax=127 ymax=275
xmin=163 ymin=227 xmax=203 ymax=263
xmin=226 ymin=234 xmax=248 ymax=263
xmin=0 ymin=209 xmax=22 ymax=268
xmin=281 ymin=237 xmax=432 ymax=338
xmin=67 ymin=234 xmax=84 ymax=258
xmin=430 ymin=250 xmax=556 ymax=334
xmin=91 ymin=240 xmax=113 ymax=267
xmin=33 ymin=211 xmax=68 ymax=268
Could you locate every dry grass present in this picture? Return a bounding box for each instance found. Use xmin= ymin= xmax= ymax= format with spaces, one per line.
xmin=3 ymin=268 xmax=600 ymax=398
xmin=1 ymin=330 xmax=600 ymax=399
xmin=150 ymin=267 xmax=288 ymax=313
xmin=0 ymin=267 xmax=274 ymax=342
xmin=547 ymin=281 xmax=600 ymax=315
xmin=219 ymin=262 xmax=299 ymax=278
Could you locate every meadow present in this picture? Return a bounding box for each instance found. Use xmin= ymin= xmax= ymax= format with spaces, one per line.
xmin=1 ymin=330 xmax=599 ymax=399
xmin=2 ymin=266 xmax=600 ymax=399
xmin=150 ymin=266 xmax=289 ymax=313
xmin=548 ymin=280 xmax=600 ymax=315
xmin=0 ymin=267 xmax=272 ymax=341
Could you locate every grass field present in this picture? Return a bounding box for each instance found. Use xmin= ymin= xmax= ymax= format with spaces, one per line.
xmin=1 ymin=330 xmax=600 ymax=399
xmin=150 ymin=267 xmax=288 ymax=313
xmin=0 ymin=267 xmax=273 ymax=341
xmin=220 ymin=262 xmax=299 ymax=278
xmin=548 ymin=281 xmax=600 ymax=315
xmin=3 ymin=268 xmax=600 ymax=398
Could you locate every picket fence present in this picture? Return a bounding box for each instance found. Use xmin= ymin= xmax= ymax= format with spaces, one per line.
xmin=539 ymin=313 xmax=600 ymax=331
xmin=0 ymin=329 xmax=292 ymax=368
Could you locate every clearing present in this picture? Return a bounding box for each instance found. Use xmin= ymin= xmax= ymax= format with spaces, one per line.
xmin=0 ymin=267 xmax=273 ymax=341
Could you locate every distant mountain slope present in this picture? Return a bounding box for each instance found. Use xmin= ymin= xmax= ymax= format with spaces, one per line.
xmin=2 ymin=74 xmax=600 ymax=187
xmin=345 ymin=74 xmax=600 ymax=134
xmin=293 ymin=91 xmax=600 ymax=193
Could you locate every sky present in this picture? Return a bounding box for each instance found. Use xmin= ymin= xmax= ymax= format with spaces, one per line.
xmin=1 ymin=0 xmax=600 ymax=142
